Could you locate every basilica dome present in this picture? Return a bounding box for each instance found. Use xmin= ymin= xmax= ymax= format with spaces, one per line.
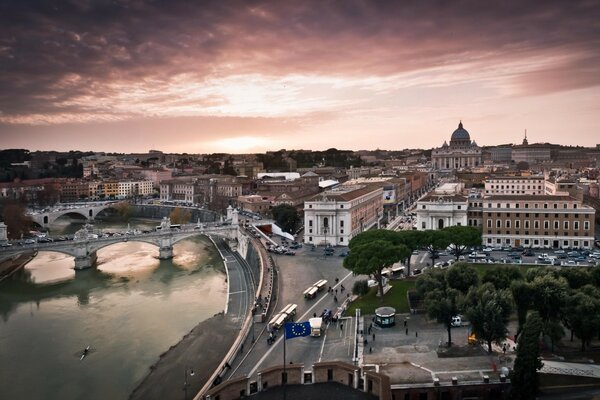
xmin=450 ymin=121 xmax=470 ymax=142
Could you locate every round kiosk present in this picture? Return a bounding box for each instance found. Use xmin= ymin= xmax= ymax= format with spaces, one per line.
xmin=374 ymin=306 xmax=396 ymax=328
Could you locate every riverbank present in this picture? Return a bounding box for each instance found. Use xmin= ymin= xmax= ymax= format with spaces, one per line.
xmin=0 ymin=251 xmax=35 ymax=282
xmin=129 ymin=312 xmax=239 ymax=400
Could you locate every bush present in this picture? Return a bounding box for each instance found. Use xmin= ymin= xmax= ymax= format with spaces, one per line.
xmin=352 ymin=280 xmax=369 ymax=296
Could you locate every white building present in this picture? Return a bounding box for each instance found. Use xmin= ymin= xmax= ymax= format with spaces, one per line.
xmin=431 ymin=121 xmax=482 ymax=170
xmin=304 ymin=185 xmax=383 ymax=246
xmin=416 ymin=183 xmax=467 ymax=230
xmin=484 ymin=176 xmax=545 ymax=196
xmin=160 ymin=179 xmax=197 ymax=203
xmin=118 ymin=180 xmax=154 ymax=198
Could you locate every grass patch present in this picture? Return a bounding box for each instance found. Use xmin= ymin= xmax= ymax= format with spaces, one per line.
xmin=346 ymin=279 xmax=416 ymax=315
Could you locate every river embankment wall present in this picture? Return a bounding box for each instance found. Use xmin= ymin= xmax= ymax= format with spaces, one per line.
xmin=127 ymin=205 xmax=220 ymax=222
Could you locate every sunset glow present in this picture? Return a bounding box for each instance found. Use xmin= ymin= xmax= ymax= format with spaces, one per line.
xmin=1 ymin=1 xmax=599 ymax=152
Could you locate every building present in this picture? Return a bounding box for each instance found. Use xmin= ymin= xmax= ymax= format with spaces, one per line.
xmin=489 ymin=145 xmax=512 ymax=163
xmin=117 ymin=180 xmax=154 ymax=198
xmin=511 ymin=134 xmax=553 ymax=165
xmin=237 ymin=195 xmax=272 ymax=214
xmin=303 ymin=185 xmax=383 ymax=246
xmin=159 ymin=178 xmax=198 ymax=203
xmin=431 ymin=122 xmax=482 ymax=170
xmin=481 ymin=195 xmax=595 ymax=249
xmin=484 ymin=176 xmax=545 ymax=196
xmin=416 ymin=183 xmax=468 ymax=230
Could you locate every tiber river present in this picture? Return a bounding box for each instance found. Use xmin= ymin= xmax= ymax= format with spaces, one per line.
xmin=0 ymin=218 xmax=227 ymax=400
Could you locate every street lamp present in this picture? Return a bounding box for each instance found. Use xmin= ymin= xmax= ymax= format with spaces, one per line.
xmin=183 ymin=366 xmax=195 ymax=400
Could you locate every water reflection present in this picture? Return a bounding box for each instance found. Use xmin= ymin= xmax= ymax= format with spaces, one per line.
xmin=0 ymin=234 xmax=227 ymax=400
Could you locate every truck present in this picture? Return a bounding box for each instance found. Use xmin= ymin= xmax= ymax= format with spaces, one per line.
xmin=309 ymin=317 xmax=323 ymax=337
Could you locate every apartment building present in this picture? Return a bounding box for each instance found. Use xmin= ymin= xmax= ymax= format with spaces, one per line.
xmin=118 ymin=180 xmax=154 ymax=198
xmin=484 ymin=176 xmax=545 ymax=196
xmin=304 ymin=185 xmax=383 ymax=246
xmin=481 ymin=195 xmax=595 ymax=249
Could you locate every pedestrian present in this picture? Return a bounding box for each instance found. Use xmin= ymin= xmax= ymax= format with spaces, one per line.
xmin=335 ymin=289 xmax=338 ymax=295
xmin=369 ymin=346 xmax=372 ymax=353
xmin=404 ymin=319 xmax=407 ymax=327
xmin=328 ymin=286 xmax=331 ymax=292
xmin=372 ymin=333 xmax=375 ymax=341
xmin=364 ymin=339 xmax=368 ymax=345
xmin=340 ymin=323 xmax=344 ymax=331
xmin=334 ymin=296 xmax=338 ymax=303
xmin=405 ymin=328 xmax=408 ymax=335
xmin=240 ymin=343 xmax=244 ymax=353
xmin=502 ymin=344 xmax=506 ymax=355
xmin=368 ymin=326 xmax=371 ymax=335
xmin=415 ymin=331 xmax=418 ymax=338
xmin=313 ymin=312 xmax=317 ymax=318
xmin=369 ymin=323 xmax=373 ymax=330
xmin=335 ymin=277 xmax=339 ymax=283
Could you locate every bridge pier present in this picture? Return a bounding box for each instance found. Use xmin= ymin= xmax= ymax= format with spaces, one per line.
xmin=159 ymin=246 xmax=174 ymax=259
xmin=74 ymin=251 xmax=97 ymax=270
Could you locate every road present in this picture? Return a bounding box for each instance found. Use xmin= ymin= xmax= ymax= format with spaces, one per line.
xmin=226 ymin=242 xmax=361 ymax=382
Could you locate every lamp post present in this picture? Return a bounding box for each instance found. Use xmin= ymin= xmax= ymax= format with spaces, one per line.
xmin=183 ymin=366 xmax=195 ymax=400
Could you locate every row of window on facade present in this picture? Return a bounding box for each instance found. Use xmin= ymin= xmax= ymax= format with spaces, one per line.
xmin=484 ymin=237 xmax=590 ymax=248
xmin=488 ymin=184 xmax=543 ymax=189
xmin=486 ymin=219 xmax=590 ymax=230
xmin=487 ymin=202 xmax=578 ymax=209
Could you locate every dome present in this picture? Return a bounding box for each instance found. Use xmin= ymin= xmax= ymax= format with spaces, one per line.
xmin=451 ymin=121 xmax=470 ymax=142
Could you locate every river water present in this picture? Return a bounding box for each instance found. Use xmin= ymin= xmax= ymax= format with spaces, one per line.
xmin=0 ymin=219 xmax=227 ymax=400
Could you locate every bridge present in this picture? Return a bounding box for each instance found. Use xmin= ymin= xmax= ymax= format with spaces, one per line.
xmin=28 ymin=202 xmax=122 ymax=228
xmin=0 ymin=219 xmax=238 ymax=270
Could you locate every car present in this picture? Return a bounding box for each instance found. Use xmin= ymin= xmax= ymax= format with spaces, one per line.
xmin=555 ymin=249 xmax=565 ymax=255
xmin=483 ymin=247 xmax=494 ymax=253
xmin=338 ymin=252 xmax=348 ymax=257
xmin=522 ymin=249 xmax=535 ymax=257
xmin=23 ymin=238 xmax=36 ymax=244
xmin=1 ymin=242 xmax=13 ymax=247
xmin=284 ymin=250 xmax=296 ymax=256
xmin=412 ymin=269 xmax=422 ymax=275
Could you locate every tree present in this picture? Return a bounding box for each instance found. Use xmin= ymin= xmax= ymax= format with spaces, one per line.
xmin=511 ymin=280 xmax=533 ymax=340
xmin=423 ymin=230 xmax=451 ymax=266
xmin=483 ymin=265 xmax=523 ymax=290
xmin=559 ymin=268 xmax=591 ymax=290
xmin=510 ymin=312 xmax=543 ymax=400
xmin=530 ymin=274 xmax=568 ymax=351
xmin=0 ymin=199 xmax=33 ymax=239
xmin=114 ymin=202 xmax=132 ymax=220
xmin=416 ymin=269 xmax=460 ymax=346
xmin=443 ymin=226 xmax=481 ymax=260
xmin=562 ymin=285 xmax=600 ymax=351
xmin=344 ymin=237 xmax=410 ymax=299
xmin=271 ymin=205 xmax=300 ymax=234
xmin=464 ymin=283 xmax=513 ymax=353
xmin=446 ymin=262 xmax=479 ymax=294
xmin=169 ymin=207 xmax=191 ymax=224
xmin=396 ymin=230 xmax=427 ymax=276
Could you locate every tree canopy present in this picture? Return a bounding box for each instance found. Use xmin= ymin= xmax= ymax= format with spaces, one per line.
xmin=510 ymin=312 xmax=543 ymax=400
xmin=271 ymin=204 xmax=300 ymax=234
xmin=446 ymin=262 xmax=479 ymax=294
xmin=443 ymin=226 xmax=481 ymax=260
xmin=344 ymin=234 xmax=410 ymax=299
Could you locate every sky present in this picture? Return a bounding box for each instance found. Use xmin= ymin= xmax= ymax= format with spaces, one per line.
xmin=1 ymin=0 xmax=600 ymax=154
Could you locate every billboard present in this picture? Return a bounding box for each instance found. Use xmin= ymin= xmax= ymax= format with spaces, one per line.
xmin=383 ymin=189 xmax=396 ymax=204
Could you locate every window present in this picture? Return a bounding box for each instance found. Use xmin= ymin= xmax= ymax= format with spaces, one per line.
xmin=340 ymin=205 xmax=344 ymax=208
xmin=457 ymin=205 xmax=461 ymax=210
xmin=515 ymin=220 xmax=520 ymax=228
xmin=563 ymin=204 xmax=567 ymax=209
xmin=309 ymin=229 xmax=313 ymax=233
xmin=564 ymin=221 xmax=569 ymax=230
xmin=496 ymin=220 xmax=501 ymax=228
xmin=487 ymin=220 xmax=492 ymax=228
xmin=524 ymin=221 xmax=530 ymax=229
xmin=574 ymin=221 xmax=579 ymax=230
xmin=308 ymin=237 xmax=312 ymax=241
xmin=505 ymin=220 xmax=511 ymax=228
xmin=309 ymin=220 xmax=313 ymax=227
xmin=584 ymin=221 xmax=590 ymax=230
xmin=340 ymin=220 xmax=344 ymax=227
xmin=340 ymin=229 xmax=344 ymax=234
xmin=422 ymin=205 xmax=426 ymax=209
xmin=309 ymin=204 xmax=312 ymax=208
xmin=422 ymin=222 xmax=426 ymax=229
xmin=534 ymin=221 xmax=539 ymax=229
xmin=544 ymin=204 xmax=548 ymax=209
xmin=574 ymin=204 xmax=577 ymax=209
xmin=554 ymin=221 xmax=559 ymax=229
xmin=553 ymin=203 xmax=558 ymax=209
xmin=525 ymin=203 xmax=529 ymax=209
xmin=340 ymin=238 xmax=344 ymax=242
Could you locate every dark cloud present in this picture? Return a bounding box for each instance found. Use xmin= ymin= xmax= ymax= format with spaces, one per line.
xmin=1 ymin=0 xmax=599 ymax=121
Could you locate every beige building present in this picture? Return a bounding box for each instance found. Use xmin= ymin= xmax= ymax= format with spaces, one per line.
xmin=431 ymin=122 xmax=482 ymax=170
xmin=304 ymin=185 xmax=383 ymax=246
xmin=482 ymin=195 xmax=595 ymax=249
xmin=484 ymin=176 xmax=545 ymax=196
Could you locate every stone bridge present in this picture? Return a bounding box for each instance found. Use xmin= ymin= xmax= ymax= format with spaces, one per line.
xmin=0 ymin=222 xmax=238 ymax=270
xmin=29 ymin=202 xmax=123 ymax=228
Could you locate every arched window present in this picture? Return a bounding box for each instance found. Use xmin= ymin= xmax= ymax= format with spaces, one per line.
xmin=438 ymin=219 xmax=444 ymax=229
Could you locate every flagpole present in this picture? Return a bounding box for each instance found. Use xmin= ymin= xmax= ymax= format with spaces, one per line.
xmin=283 ymin=329 xmax=287 ymax=400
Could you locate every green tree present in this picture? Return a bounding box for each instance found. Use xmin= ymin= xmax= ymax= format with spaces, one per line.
xmin=0 ymin=199 xmax=33 ymax=239
xmin=169 ymin=207 xmax=192 ymax=224
xmin=562 ymin=285 xmax=600 ymax=351
xmin=443 ymin=226 xmax=481 ymax=260
xmin=395 ymin=230 xmax=427 ymax=276
xmin=416 ymin=269 xmax=461 ymax=346
xmin=464 ymin=283 xmax=513 ymax=353
xmin=270 ymin=205 xmax=300 ymax=234
xmin=510 ymin=312 xmax=543 ymax=400
xmin=483 ymin=265 xmax=523 ymax=290
xmin=344 ymin=237 xmax=410 ymax=299
xmin=446 ymin=262 xmax=479 ymax=294
xmin=559 ymin=268 xmax=591 ymax=290
xmin=423 ymin=230 xmax=451 ymax=266
xmin=530 ymin=274 xmax=568 ymax=351
xmin=511 ymin=280 xmax=533 ymax=340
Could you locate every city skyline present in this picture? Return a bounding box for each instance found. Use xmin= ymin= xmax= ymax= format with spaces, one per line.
xmin=1 ymin=1 xmax=600 ymax=153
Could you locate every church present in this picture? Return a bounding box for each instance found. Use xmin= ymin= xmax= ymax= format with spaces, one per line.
xmin=431 ymin=121 xmax=482 ymax=170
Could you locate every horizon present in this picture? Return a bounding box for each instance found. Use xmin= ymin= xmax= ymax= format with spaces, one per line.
xmin=1 ymin=1 xmax=600 ymax=152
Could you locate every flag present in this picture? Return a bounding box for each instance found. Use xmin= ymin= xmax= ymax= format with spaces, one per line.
xmin=284 ymin=321 xmax=311 ymax=339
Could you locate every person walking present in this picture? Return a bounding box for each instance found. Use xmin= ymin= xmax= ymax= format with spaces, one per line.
xmin=340 ymin=323 xmax=344 ymax=331
xmin=405 ymin=328 xmax=408 ymax=335
xmin=372 ymin=333 xmax=375 ymax=341
xmin=334 ymin=296 xmax=338 ymax=303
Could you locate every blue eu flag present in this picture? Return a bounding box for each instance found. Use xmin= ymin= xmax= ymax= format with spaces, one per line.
xmin=284 ymin=321 xmax=311 ymax=339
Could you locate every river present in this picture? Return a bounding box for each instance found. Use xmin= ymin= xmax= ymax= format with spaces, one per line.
xmin=0 ymin=218 xmax=227 ymax=400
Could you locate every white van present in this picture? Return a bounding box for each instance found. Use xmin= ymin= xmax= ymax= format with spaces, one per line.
xmin=451 ymin=316 xmax=462 ymax=327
